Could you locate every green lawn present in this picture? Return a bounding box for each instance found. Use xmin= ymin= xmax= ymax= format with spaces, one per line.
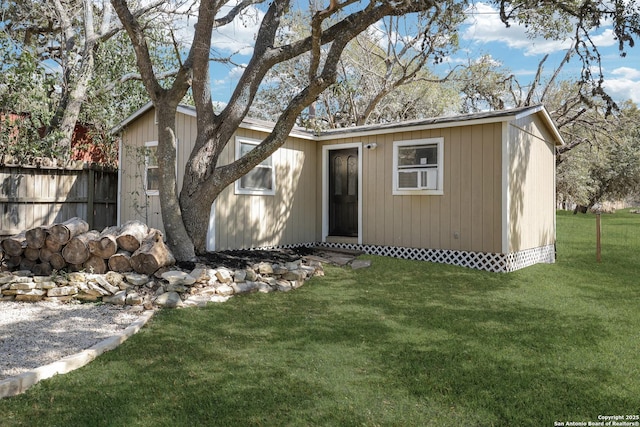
xmin=1 ymin=211 xmax=640 ymax=426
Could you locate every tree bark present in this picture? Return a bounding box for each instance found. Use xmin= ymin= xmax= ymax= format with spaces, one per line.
xmin=49 ymin=217 xmax=90 ymax=245
xmin=155 ymin=103 xmax=197 ymax=261
xmin=89 ymin=225 xmax=119 ymax=258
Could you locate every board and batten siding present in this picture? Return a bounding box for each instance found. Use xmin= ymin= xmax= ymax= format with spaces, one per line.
xmin=213 ymin=129 xmax=317 ymax=251
xmin=507 ymin=114 xmax=556 ymax=252
xmin=119 ymin=109 xmax=162 ymax=232
xmin=119 ymin=107 xmax=318 ymax=250
xmin=321 ymin=122 xmax=504 ymax=254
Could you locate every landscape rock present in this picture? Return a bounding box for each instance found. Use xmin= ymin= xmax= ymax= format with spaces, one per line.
xmin=124 ymin=273 xmax=150 ymax=286
xmin=10 ymin=282 xmax=37 ymax=290
xmin=103 ymin=291 xmax=127 ymax=306
xmin=154 ymin=291 xmax=183 ymax=308
xmin=231 ymin=281 xmax=259 ymax=294
xmin=283 ymin=269 xmax=306 ymax=282
xmin=215 ymin=284 xmax=235 ymax=296
xmin=87 ymin=282 xmax=110 ymax=296
xmin=90 ymin=275 xmax=120 ymax=294
xmin=257 ymin=262 xmax=273 ymax=275
xmin=47 ymin=286 xmax=78 ymax=297
xmin=165 ymin=283 xmax=188 ymax=293
xmin=215 ymin=268 xmax=233 ymax=283
xmin=275 ymin=279 xmax=293 ymax=292
xmin=189 ymin=268 xmax=213 ymax=283
xmin=245 ymin=268 xmax=258 ymax=281
xmin=233 ymin=269 xmax=247 ymax=282
xmin=125 ymin=292 xmax=143 ymax=306
xmin=162 ymin=271 xmax=196 ymax=286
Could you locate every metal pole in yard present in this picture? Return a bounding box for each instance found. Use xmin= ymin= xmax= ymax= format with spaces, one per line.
xmin=596 ymin=213 xmax=602 ymax=263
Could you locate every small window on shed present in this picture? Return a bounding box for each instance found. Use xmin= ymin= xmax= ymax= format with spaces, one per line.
xmin=234 ymin=137 xmax=276 ymax=196
xmin=144 ymin=141 xmax=159 ymax=196
xmin=392 ymin=137 xmax=444 ymax=195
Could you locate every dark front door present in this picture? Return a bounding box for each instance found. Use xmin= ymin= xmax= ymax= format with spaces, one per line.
xmin=329 ymin=148 xmax=358 ymax=237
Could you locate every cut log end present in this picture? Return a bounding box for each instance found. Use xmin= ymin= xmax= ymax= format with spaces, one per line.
xmin=108 ymin=251 xmax=133 ymax=273
xmin=130 ymin=229 xmax=175 ymax=275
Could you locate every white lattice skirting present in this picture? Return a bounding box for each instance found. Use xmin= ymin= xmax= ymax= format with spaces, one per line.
xmin=313 ymin=243 xmax=556 ymax=273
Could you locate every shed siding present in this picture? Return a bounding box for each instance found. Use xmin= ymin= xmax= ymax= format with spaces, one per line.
xmin=119 ymin=109 xmax=163 ymax=231
xmin=507 ymin=115 xmax=556 ymax=252
xmin=321 ymin=123 xmax=503 ymax=253
xmin=120 ymin=111 xmax=317 ymax=250
xmin=213 ymin=129 xmax=317 ymax=250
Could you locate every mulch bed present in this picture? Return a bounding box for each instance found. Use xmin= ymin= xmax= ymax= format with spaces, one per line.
xmin=177 ymin=247 xmax=317 ymax=271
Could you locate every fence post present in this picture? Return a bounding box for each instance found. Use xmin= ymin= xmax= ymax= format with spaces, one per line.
xmin=87 ymin=167 xmax=95 ymax=230
xmin=596 ymin=213 xmax=601 ymax=263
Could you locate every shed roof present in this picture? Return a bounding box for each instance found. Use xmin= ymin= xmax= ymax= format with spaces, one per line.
xmin=113 ymin=102 xmax=564 ymax=146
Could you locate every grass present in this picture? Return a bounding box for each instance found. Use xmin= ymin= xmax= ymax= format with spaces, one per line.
xmin=2 ymin=210 xmax=640 ymax=426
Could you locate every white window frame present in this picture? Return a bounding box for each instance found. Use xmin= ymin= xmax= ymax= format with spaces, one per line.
xmin=234 ymin=136 xmax=276 ymax=196
xmin=144 ymin=141 xmax=159 ymax=196
xmin=392 ymin=137 xmax=444 ymax=195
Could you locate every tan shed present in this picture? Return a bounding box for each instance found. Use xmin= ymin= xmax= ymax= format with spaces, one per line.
xmin=114 ymin=103 xmax=563 ymax=272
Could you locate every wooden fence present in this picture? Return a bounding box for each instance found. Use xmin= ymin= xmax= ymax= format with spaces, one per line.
xmin=0 ymin=164 xmax=117 ymax=237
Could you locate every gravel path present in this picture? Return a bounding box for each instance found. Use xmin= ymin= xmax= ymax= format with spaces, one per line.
xmin=0 ymin=301 xmax=146 ymax=381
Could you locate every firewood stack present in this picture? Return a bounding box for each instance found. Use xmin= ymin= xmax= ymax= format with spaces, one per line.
xmin=0 ymin=218 xmax=175 ymax=275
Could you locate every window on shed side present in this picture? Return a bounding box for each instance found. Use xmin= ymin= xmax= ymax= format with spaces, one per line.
xmin=392 ymin=137 xmax=444 ymax=195
xmin=144 ymin=141 xmax=159 ymax=195
xmin=234 ymin=137 xmax=276 ymax=195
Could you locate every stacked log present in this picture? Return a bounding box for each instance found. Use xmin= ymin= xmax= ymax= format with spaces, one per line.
xmin=0 ymin=218 xmax=174 ymax=275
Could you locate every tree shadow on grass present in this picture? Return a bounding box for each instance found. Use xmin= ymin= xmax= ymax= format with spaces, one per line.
xmin=1 ymin=263 xmax=634 ymax=426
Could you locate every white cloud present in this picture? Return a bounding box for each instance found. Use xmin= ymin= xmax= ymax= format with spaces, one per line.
xmin=611 ymin=67 xmax=640 ymax=80
xmin=603 ymin=67 xmax=640 ymax=103
xmin=227 ymin=64 xmax=247 ymax=80
xmin=211 ymin=4 xmax=263 ymax=55
xmin=154 ymin=1 xmax=262 ymax=56
xmin=462 ymin=2 xmax=615 ymax=56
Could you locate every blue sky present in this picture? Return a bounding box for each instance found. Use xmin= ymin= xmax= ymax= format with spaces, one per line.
xmin=205 ymin=1 xmax=640 ymax=107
